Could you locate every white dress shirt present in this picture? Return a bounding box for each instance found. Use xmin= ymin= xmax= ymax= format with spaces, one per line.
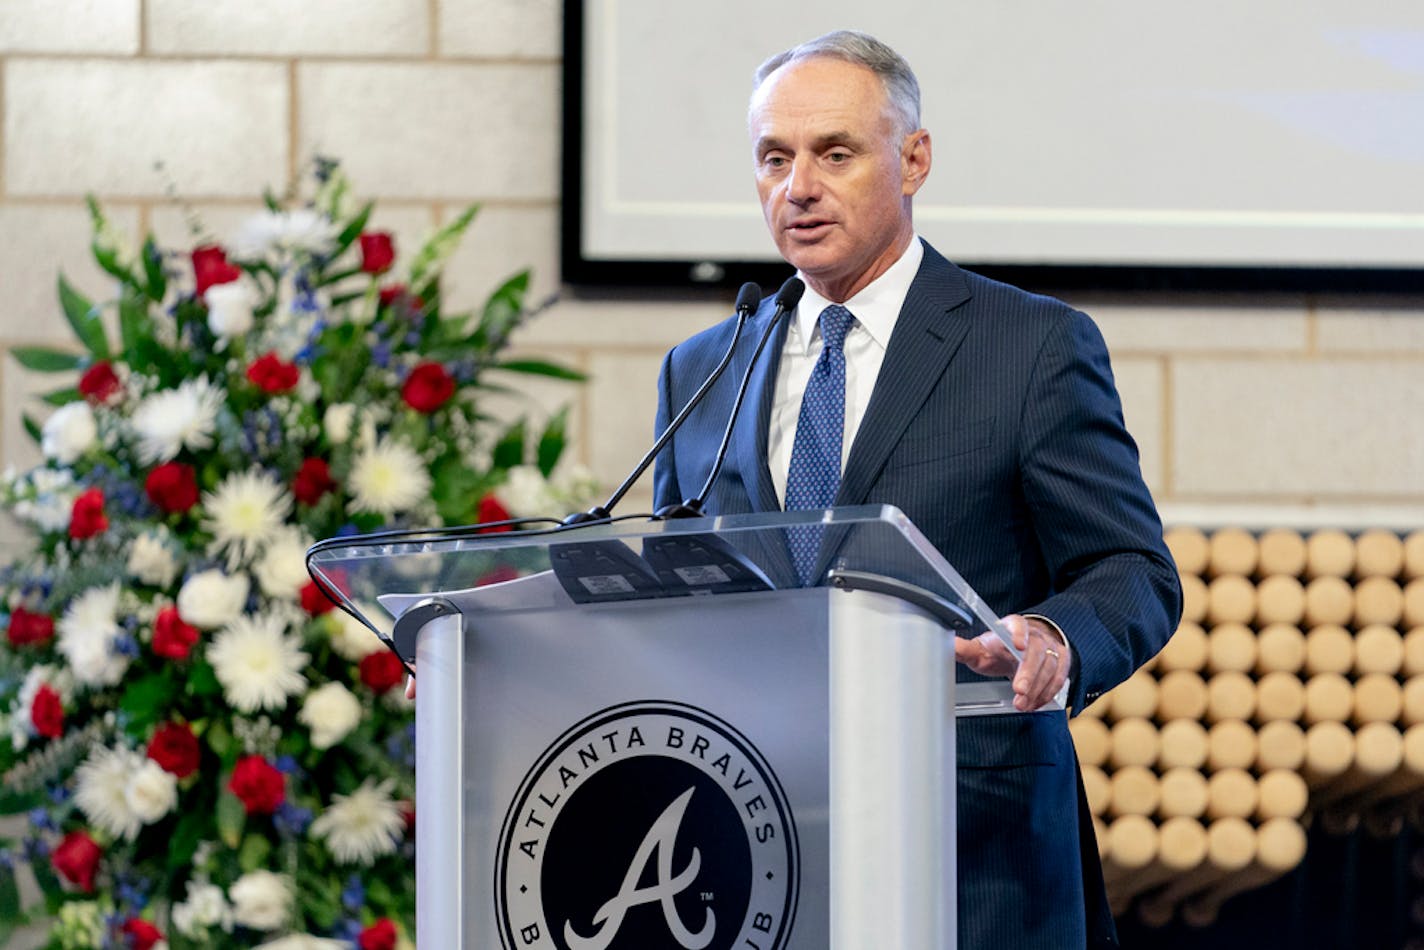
xmin=768 ymin=237 xmax=924 ymax=506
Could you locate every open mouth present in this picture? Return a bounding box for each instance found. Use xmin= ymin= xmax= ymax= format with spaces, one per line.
xmin=788 ymin=219 xmax=833 ymax=236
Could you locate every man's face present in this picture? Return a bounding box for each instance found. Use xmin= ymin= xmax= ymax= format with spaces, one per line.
xmin=749 ymin=57 xmax=930 ymax=302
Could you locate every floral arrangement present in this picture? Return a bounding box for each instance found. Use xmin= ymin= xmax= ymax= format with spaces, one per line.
xmin=0 ymin=158 xmax=594 ymax=949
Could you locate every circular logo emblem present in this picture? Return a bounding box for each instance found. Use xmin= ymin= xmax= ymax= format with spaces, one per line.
xmin=496 ymin=701 xmax=799 ymax=950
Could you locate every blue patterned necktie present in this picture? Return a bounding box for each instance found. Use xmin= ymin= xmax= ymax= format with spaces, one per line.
xmin=785 ymin=304 xmax=856 ymax=583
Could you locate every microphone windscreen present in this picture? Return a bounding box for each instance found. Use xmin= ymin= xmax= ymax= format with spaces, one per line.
xmin=774 ymin=276 xmax=806 ymax=311
xmin=735 ymin=281 xmax=762 ymax=314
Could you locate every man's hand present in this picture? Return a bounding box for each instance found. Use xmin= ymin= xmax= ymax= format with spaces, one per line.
xmin=405 ymin=662 xmax=416 ymax=701
xmin=953 ymin=614 xmax=1069 ymax=712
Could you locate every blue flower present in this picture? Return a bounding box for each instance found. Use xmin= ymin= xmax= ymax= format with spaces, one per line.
xmin=340 ymin=875 xmax=365 ymax=911
xmin=27 ymin=807 xmax=54 ymax=831
xmin=113 ymin=634 xmax=141 ymax=658
xmin=273 ymin=802 xmax=314 ymax=837
xmin=371 ymin=342 xmax=392 ymax=369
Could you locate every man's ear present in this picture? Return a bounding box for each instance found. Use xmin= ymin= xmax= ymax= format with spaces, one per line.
xmin=902 ymin=129 xmax=932 ymax=196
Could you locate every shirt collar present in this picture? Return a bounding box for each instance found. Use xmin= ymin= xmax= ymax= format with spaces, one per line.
xmin=791 ymin=236 xmax=924 ymax=353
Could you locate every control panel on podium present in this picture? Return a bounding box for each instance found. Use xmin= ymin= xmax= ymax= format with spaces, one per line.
xmin=307 ymin=505 xmax=1066 ymax=950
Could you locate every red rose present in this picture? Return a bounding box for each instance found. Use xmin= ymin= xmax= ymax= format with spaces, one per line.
xmin=228 ymin=755 xmax=285 ymax=815
xmin=246 ymin=352 xmax=300 ymax=394
xmin=51 ymin=830 xmax=102 ymax=892
xmin=68 ymin=488 xmax=108 ymax=540
xmin=78 ymin=361 xmax=122 ymax=405
xmin=147 ymin=721 xmax=200 ymax=779
xmin=192 ymin=245 xmax=241 ymax=297
xmin=31 ymin=684 xmax=63 ymax=739
xmin=378 ymin=284 xmax=425 ymax=314
xmin=293 ymin=458 xmax=337 ymax=505
xmin=477 ymin=494 xmax=513 ymax=533
xmin=359 ymin=232 xmax=396 ymax=274
xmin=359 ymin=918 xmax=399 ymax=950
xmin=359 ymin=650 xmax=405 ymax=694
xmin=152 ymin=606 xmax=199 ymax=661
xmin=145 ymin=462 xmax=200 ymax=514
xmin=300 ymin=580 xmax=337 ymax=616
xmin=401 ymin=362 xmax=455 ymax=413
xmin=120 ymin=919 xmax=164 ymax=950
xmin=6 ymin=606 xmax=55 ymax=647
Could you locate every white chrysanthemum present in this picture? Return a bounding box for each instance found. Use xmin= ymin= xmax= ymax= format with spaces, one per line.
xmin=323 ymin=403 xmax=356 ymax=445
xmin=254 ymin=525 xmax=315 ymax=599
xmin=228 ymin=870 xmax=291 ymax=931
xmin=75 ymin=745 xmax=146 ymax=840
xmin=202 ymin=469 xmax=293 ymax=569
xmin=233 ymin=208 xmax=338 ymax=261
xmin=327 ymin=607 xmax=386 ymax=662
xmin=171 ymin=880 xmax=233 ymax=938
xmin=177 ymin=569 xmax=250 ymax=629
xmin=208 ymin=613 xmax=309 ymax=713
xmin=348 ymin=439 xmax=431 ymax=517
xmin=130 ymin=378 xmax=224 ymax=464
xmin=551 ymin=463 xmax=602 ymax=511
xmin=309 ymin=778 xmax=404 ymax=865
xmin=206 ymin=279 xmax=258 ymax=340
xmin=41 ymin=402 xmax=97 ymax=465
xmin=57 ymin=583 xmax=129 ymax=687
xmin=128 ymin=531 xmax=179 ymax=588
xmin=298 ymin=682 xmax=362 ymax=750
xmin=124 ymin=758 xmax=179 ymax=824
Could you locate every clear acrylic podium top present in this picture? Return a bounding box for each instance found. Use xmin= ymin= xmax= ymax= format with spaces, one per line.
xmin=306 ymin=504 xmax=1010 ymax=654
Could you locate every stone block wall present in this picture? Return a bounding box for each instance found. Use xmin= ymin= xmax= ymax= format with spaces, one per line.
xmin=2 ymin=1 xmax=1422 ymax=556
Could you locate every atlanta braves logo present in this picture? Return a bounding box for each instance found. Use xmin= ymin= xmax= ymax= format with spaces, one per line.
xmin=495 ymin=702 xmax=799 ymax=950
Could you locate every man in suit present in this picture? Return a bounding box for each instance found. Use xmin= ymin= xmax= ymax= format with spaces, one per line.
xmin=653 ymin=30 xmax=1181 ymax=949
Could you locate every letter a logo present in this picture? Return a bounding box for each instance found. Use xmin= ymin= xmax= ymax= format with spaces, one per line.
xmin=563 ymin=787 xmax=714 ymax=950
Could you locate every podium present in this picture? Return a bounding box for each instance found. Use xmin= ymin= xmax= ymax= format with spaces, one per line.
xmin=308 ymin=505 xmax=1061 ymax=950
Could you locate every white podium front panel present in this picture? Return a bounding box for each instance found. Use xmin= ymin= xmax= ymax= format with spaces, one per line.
xmin=415 ymin=583 xmax=955 ymax=949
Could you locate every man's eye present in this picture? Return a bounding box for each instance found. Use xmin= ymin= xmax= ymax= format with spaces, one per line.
xmin=827 ymin=151 xmax=850 ymax=163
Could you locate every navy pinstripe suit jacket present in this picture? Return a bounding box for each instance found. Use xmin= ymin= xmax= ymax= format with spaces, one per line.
xmin=653 ymin=241 xmax=1181 ymax=949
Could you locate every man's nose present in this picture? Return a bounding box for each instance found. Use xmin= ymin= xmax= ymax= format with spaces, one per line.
xmin=786 ymin=155 xmax=820 ymax=204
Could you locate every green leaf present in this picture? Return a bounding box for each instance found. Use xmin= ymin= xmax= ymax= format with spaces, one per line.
xmin=237 ymin=832 xmax=272 ymax=872
xmin=39 ymin=386 xmax=83 ymax=407
xmin=495 ymin=359 xmax=587 ymax=382
xmin=187 ymin=659 xmax=222 ymax=698
xmin=0 ymin=786 xmax=45 ymax=814
xmin=410 ymin=204 xmax=480 ymax=292
xmin=142 ymin=236 xmax=167 ymax=302
xmin=119 ymin=671 xmax=178 ymax=736
xmin=216 ymin=790 xmax=246 ymax=848
xmin=29 ymin=852 xmax=63 ymax=912
xmin=331 ymin=202 xmax=374 ymax=261
xmin=119 ymin=289 xmax=164 ymax=370
xmin=430 ymin=455 xmax=488 ymax=524
xmin=10 ymin=346 xmax=83 ymax=372
xmin=537 ymin=407 xmax=570 ymax=477
xmin=476 ymin=271 xmax=530 ymax=347
xmin=57 ymin=273 xmax=110 ymax=359
xmin=168 ymin=809 xmax=206 ymax=871
xmin=21 ymin=413 xmax=41 ymax=444
xmin=491 ymin=420 xmax=526 ymax=471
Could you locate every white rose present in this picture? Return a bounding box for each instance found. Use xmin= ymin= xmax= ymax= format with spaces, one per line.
xmin=173 ymin=881 xmax=233 ymax=937
xmin=205 ymin=281 xmax=257 ymax=340
xmin=298 ymin=682 xmax=362 ymax=750
xmin=498 ymin=465 xmax=557 ymax=518
xmin=254 ymin=528 xmax=313 ymax=599
xmin=177 ymin=570 xmax=250 ymax=629
xmin=323 ymin=403 xmax=356 ymax=445
xmin=41 ymin=402 xmax=97 ymax=464
xmin=327 ymin=608 xmax=386 ymax=662
xmin=124 ymin=758 xmax=178 ymax=823
xmin=128 ymin=533 xmax=179 ymax=588
xmin=229 ymin=870 xmax=291 ymax=931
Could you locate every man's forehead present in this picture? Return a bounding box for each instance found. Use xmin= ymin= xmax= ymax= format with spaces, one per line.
xmin=748 ymin=58 xmax=894 ymax=139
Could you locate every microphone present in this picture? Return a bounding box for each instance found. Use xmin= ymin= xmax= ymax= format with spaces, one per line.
xmin=655 ymin=276 xmax=805 ymax=519
xmin=561 ymin=280 xmax=764 ymax=525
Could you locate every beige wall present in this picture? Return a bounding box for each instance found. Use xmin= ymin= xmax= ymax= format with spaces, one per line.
xmin=3 ymin=1 xmax=1423 ymax=541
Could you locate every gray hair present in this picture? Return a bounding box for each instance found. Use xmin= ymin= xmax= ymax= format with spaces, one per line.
xmin=751 ymin=30 xmax=922 ymax=136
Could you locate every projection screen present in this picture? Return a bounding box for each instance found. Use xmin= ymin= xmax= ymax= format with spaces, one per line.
xmin=562 ymin=0 xmax=1424 ymax=290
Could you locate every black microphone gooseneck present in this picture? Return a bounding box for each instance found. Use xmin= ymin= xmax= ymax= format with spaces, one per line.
xmin=562 ymin=281 xmax=764 ymax=525
xmin=656 ymin=276 xmax=806 ymax=519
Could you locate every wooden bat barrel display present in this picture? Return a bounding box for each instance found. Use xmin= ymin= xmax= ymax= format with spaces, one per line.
xmin=1070 ymin=524 xmax=1421 ymax=928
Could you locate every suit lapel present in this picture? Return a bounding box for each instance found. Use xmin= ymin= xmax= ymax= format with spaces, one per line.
xmin=837 ymin=247 xmax=976 ymax=506
xmin=733 ymin=301 xmax=790 ymax=513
